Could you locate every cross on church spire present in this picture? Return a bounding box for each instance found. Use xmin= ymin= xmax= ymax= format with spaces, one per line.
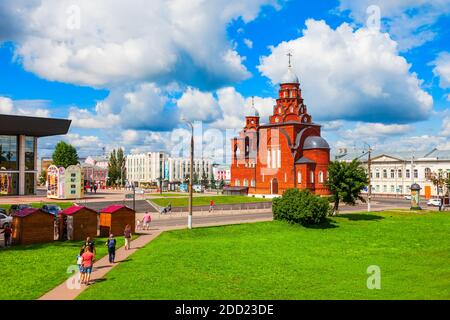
xmin=287 ymin=52 xmax=293 ymax=68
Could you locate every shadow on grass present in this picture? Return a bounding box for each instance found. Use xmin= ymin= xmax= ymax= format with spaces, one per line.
xmin=336 ymin=214 xmax=385 ymax=221
xmin=302 ymin=218 xmax=339 ymax=229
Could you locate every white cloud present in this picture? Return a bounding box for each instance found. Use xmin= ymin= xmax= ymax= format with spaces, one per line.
xmin=2 ymin=0 xmax=280 ymax=89
xmin=0 ymin=97 xmax=13 ymax=113
xmin=441 ymin=117 xmax=450 ymax=137
xmin=0 ymin=96 xmax=51 ymax=117
xmin=258 ymin=19 xmax=433 ymax=124
xmin=337 ymin=0 xmax=450 ymax=51
xmin=177 ymin=88 xmax=221 ymax=122
xmin=69 ymin=82 xmax=178 ymax=131
xmin=348 ymin=123 xmax=413 ymax=138
xmin=432 ymin=52 xmax=450 ymax=89
xmin=244 ymin=38 xmax=254 ymax=49
xmin=211 ymin=87 xmax=275 ymax=129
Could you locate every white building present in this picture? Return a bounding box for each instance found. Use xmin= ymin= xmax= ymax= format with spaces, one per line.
xmin=167 ymin=158 xmax=213 ymax=182
xmin=213 ymin=164 xmax=231 ymax=183
xmin=125 ymin=152 xmax=167 ymax=185
xmin=336 ymin=149 xmax=450 ymax=198
xmin=126 ymin=152 xmax=213 ymax=185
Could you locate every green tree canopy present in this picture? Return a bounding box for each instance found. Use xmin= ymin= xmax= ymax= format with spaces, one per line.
xmin=326 ymin=160 xmax=369 ymax=215
xmin=107 ymin=148 xmax=126 ymax=186
xmin=52 ymin=141 xmax=79 ymax=168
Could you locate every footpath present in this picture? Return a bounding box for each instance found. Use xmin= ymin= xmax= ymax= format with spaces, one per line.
xmin=38 ymin=216 xmax=271 ymax=300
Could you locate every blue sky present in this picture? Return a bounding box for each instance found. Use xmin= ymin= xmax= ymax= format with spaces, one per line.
xmin=0 ymin=0 xmax=449 ymax=162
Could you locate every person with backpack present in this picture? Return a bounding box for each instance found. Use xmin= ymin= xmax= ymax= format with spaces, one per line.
xmin=106 ymin=234 xmax=117 ymax=264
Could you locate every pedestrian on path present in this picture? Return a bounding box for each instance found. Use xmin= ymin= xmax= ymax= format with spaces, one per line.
xmin=143 ymin=212 xmax=152 ymax=230
xmin=106 ymin=234 xmax=116 ymax=264
xmin=124 ymin=224 xmax=132 ymax=250
xmin=81 ymin=247 xmax=95 ymax=285
xmin=76 ymin=247 xmax=84 ymax=282
xmin=83 ymin=237 xmax=96 ymax=255
xmin=209 ymin=200 xmax=215 ymax=213
xmin=1 ymin=225 xmax=12 ymax=247
xmin=167 ymin=202 xmax=172 ymax=213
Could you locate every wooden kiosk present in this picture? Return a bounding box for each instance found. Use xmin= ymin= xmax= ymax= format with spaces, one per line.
xmin=59 ymin=206 xmax=98 ymax=241
xmin=12 ymin=208 xmax=55 ymax=245
xmin=99 ymin=205 xmax=135 ymax=237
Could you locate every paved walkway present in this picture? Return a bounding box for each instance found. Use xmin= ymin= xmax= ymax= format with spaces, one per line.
xmin=38 ymin=216 xmax=271 ymax=300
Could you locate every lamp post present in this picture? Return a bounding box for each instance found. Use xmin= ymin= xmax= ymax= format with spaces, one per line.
xmin=182 ymin=118 xmax=194 ymax=230
xmin=362 ymin=142 xmax=373 ymax=212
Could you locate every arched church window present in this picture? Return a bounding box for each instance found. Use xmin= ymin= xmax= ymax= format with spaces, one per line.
xmin=319 ymin=171 xmax=324 ymax=183
xmin=235 ymin=179 xmax=240 ymax=186
xmin=290 ymin=107 xmax=294 ymax=113
xmin=278 ymin=107 xmax=282 ymax=113
xmin=298 ymin=172 xmax=302 ymax=184
xmin=310 ymin=171 xmax=315 ymax=183
xmin=243 ymin=179 xmax=248 ymax=187
xmin=275 ymin=118 xmax=280 ymax=123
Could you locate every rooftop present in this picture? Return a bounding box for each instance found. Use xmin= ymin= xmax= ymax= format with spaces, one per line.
xmin=0 ymin=114 xmax=71 ymax=137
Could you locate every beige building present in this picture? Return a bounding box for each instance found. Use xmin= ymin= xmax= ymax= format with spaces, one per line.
xmin=336 ymin=149 xmax=450 ymax=198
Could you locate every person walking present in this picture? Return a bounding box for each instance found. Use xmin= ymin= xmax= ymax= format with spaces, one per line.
xmin=94 ymin=184 xmax=98 ymax=194
xmin=1 ymin=225 xmax=12 ymax=247
xmin=209 ymin=200 xmax=215 ymax=213
xmin=76 ymin=247 xmax=84 ymax=282
xmin=84 ymin=237 xmax=96 ymax=255
xmin=143 ymin=212 xmax=152 ymax=230
xmin=106 ymin=234 xmax=116 ymax=264
xmin=124 ymin=225 xmax=132 ymax=250
xmin=167 ymin=202 xmax=172 ymax=213
xmin=81 ymin=247 xmax=95 ymax=285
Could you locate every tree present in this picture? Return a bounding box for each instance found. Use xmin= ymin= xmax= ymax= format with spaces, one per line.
xmin=273 ymin=189 xmax=331 ymax=225
xmin=219 ymin=179 xmax=225 ymax=190
xmin=210 ymin=174 xmax=216 ymax=190
xmin=107 ymin=149 xmax=118 ymax=186
xmin=52 ymin=141 xmax=79 ymax=168
xmin=430 ymin=169 xmax=446 ymax=197
xmin=326 ymin=160 xmax=369 ymax=215
xmin=116 ymin=148 xmax=126 ymax=186
xmin=39 ymin=170 xmax=47 ymax=186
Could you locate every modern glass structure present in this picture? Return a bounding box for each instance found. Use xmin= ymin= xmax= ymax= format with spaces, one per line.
xmin=0 ymin=114 xmax=71 ymax=196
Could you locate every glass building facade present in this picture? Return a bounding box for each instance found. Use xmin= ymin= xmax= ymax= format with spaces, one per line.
xmin=0 ymin=135 xmax=37 ymax=196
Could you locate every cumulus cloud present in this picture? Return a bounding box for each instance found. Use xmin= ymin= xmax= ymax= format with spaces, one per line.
xmin=0 ymin=96 xmax=51 ymax=117
xmin=244 ymin=38 xmax=254 ymax=49
xmin=1 ymin=0 xmax=279 ymax=90
xmin=69 ymin=83 xmax=178 ymax=131
xmin=348 ymin=123 xmax=413 ymax=138
xmin=258 ymin=19 xmax=433 ymax=124
xmin=177 ymin=88 xmax=222 ymax=122
xmin=432 ymin=52 xmax=450 ymax=89
xmin=441 ymin=117 xmax=450 ymax=137
xmin=337 ymin=0 xmax=450 ymax=51
xmin=211 ymin=87 xmax=275 ymax=129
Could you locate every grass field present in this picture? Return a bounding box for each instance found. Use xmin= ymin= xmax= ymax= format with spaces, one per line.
xmin=79 ymin=210 xmax=450 ymax=300
xmin=0 ymin=202 xmax=74 ymax=212
xmin=0 ymin=236 xmax=131 ymax=300
xmin=150 ymin=196 xmax=272 ymax=207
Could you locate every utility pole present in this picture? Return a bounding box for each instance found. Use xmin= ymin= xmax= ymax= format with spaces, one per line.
xmin=182 ymin=118 xmax=194 ymax=229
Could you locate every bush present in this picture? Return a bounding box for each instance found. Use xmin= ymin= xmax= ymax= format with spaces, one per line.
xmin=273 ymin=189 xmax=331 ymax=225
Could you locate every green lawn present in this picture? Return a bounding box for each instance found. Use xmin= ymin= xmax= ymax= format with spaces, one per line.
xmin=0 ymin=236 xmax=130 ymax=300
xmin=151 ymin=195 xmax=272 ymax=207
xmin=0 ymin=202 xmax=74 ymax=212
xmin=79 ymin=210 xmax=450 ymax=300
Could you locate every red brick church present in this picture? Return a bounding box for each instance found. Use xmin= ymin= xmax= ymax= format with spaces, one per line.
xmin=230 ymin=60 xmax=330 ymax=196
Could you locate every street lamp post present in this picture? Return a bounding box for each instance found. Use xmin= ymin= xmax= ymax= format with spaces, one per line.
xmin=363 ymin=142 xmax=373 ymax=212
xmin=182 ymin=118 xmax=194 ymax=229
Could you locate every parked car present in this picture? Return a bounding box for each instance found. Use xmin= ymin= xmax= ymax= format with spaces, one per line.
xmin=41 ymin=204 xmax=62 ymax=216
xmin=404 ymin=195 xmax=412 ymax=200
xmin=427 ymin=198 xmax=442 ymax=207
xmin=0 ymin=208 xmax=6 ymax=215
xmin=8 ymin=204 xmax=31 ymax=215
xmin=0 ymin=212 xmax=12 ymax=228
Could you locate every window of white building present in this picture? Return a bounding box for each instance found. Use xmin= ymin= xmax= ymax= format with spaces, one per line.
xmin=406 ymin=169 xmax=410 ymax=178
xmin=390 ymin=169 xmax=395 ymax=179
